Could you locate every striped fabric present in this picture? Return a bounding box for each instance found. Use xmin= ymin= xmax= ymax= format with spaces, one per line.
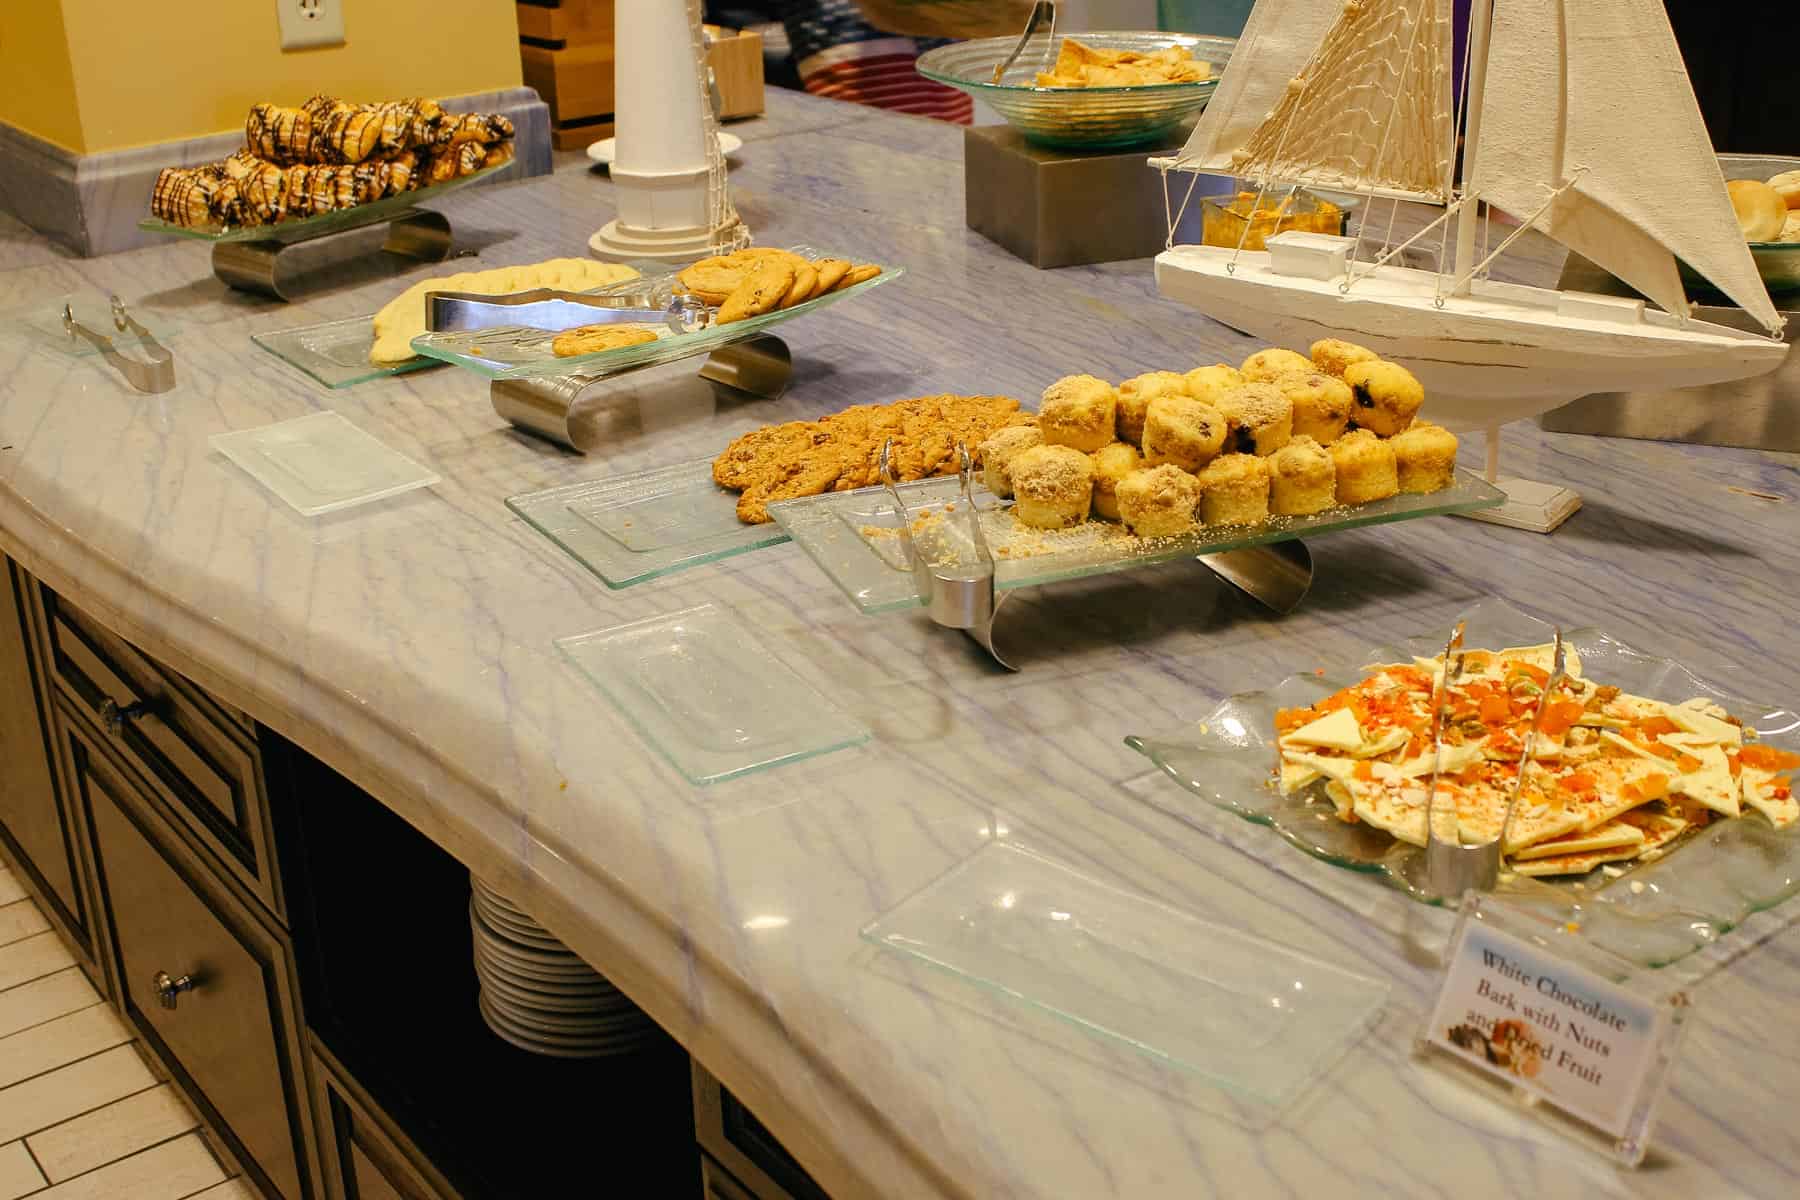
xmin=780 ymin=0 xmax=973 ymax=122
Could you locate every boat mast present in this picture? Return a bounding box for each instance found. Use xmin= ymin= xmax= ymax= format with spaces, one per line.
xmin=1449 ymin=0 xmax=1495 ymax=296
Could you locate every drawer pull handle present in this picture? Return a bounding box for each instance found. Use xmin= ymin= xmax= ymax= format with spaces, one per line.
xmin=152 ymin=970 xmax=197 ymax=1010
xmin=99 ymin=698 xmax=150 ymax=736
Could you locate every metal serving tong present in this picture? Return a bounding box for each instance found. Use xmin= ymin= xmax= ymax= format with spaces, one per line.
xmin=62 ymin=296 xmax=175 ymax=393
xmin=1423 ymin=621 xmax=1567 ymax=898
xmin=424 ymin=287 xmax=709 ymax=338
xmin=991 ymin=1 xmax=1058 ymax=83
xmin=879 ymin=438 xmax=998 ymax=634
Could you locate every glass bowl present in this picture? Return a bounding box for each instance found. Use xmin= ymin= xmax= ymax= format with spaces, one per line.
xmin=1201 ymin=189 xmax=1348 ymax=251
xmin=916 ymin=31 xmax=1234 ymax=151
xmin=1683 ymin=153 xmax=1800 ymax=294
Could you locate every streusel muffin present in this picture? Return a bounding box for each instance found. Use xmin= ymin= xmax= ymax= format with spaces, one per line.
xmin=1039 ymin=375 xmax=1118 ymax=453
xmin=1309 ymin=337 xmax=1379 ymax=378
xmin=1269 ymin=435 xmax=1336 ymax=516
xmin=1010 ymin=444 xmax=1095 ymax=529
xmin=1183 ymin=363 xmax=1244 ymax=407
xmin=1343 ymin=360 xmax=1425 ymax=436
xmin=1240 ymin=347 xmax=1313 ymax=383
xmin=979 ymin=424 xmax=1044 ymax=499
xmin=1115 ymin=371 xmax=1188 ymax=447
xmin=1090 ymin=442 xmax=1143 ymax=520
xmin=1280 ymin=372 xmax=1353 ymax=445
xmin=1196 ymin=453 xmax=1272 ymax=525
xmin=1217 ymin=383 xmax=1294 ymax=456
xmin=1390 ymin=422 xmax=1459 ymax=493
xmin=1329 ymin=428 xmax=1399 ymax=504
xmin=1141 ymin=396 xmax=1228 ymax=472
xmin=1115 ymin=465 xmax=1202 ymax=538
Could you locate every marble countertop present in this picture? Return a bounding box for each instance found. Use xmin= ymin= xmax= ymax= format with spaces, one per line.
xmin=2 ymin=91 xmax=1797 ymax=1200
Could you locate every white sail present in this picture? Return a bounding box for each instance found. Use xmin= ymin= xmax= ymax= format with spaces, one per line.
xmin=1175 ymin=0 xmax=1454 ymax=204
xmin=1472 ymin=0 xmax=1781 ymax=333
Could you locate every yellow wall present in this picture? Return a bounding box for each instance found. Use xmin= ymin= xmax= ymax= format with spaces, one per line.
xmin=7 ymin=0 xmax=523 ymax=154
xmin=0 ymin=7 xmax=85 ymax=151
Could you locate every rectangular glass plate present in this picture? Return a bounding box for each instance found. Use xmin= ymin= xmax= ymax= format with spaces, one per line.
xmin=138 ymin=160 xmax=513 ymax=244
xmin=507 ymin=459 xmax=788 ymax=589
xmin=1124 ymin=598 xmax=1800 ymax=968
xmin=252 ymin=315 xmax=439 ymax=389
xmin=862 ymin=841 xmax=1389 ymax=1106
xmin=211 ymin=411 xmax=440 ymax=516
xmin=408 ymin=265 xmax=902 ymax=380
xmin=555 ymin=603 xmax=869 ymax=785
xmin=770 ymin=468 xmax=1505 ymax=614
xmin=251 ymin=272 xmax=662 ymax=389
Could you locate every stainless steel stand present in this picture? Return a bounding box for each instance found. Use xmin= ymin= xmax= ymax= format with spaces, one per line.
xmin=490 ymin=334 xmax=792 ymax=450
xmin=210 ymin=208 xmax=454 ymax=301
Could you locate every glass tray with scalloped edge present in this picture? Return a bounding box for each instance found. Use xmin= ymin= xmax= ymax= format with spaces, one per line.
xmin=1123 ymin=598 xmax=1800 ymax=968
xmin=406 ymin=263 xmax=903 ymax=381
xmin=768 ymin=468 xmax=1503 ymax=614
xmin=138 ymin=160 xmax=514 ymax=244
xmin=250 ymin=267 xmax=662 ymax=390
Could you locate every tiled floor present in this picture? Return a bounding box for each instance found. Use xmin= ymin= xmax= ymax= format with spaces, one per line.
xmin=0 ymin=868 xmax=251 ymax=1200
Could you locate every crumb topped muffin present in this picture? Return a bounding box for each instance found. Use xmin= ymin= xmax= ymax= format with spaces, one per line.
xmin=979 ymin=424 xmax=1044 ymax=498
xmin=1329 ymin=428 xmax=1399 ymax=504
xmin=1196 ymin=453 xmax=1273 ymax=525
xmin=1039 ymin=374 xmax=1118 ymax=453
xmin=1270 ymin=435 xmax=1337 ymax=516
xmin=1116 ymin=371 xmax=1188 ymax=447
xmin=1216 ymin=383 xmax=1294 ymax=456
xmin=1141 ymin=396 xmax=1228 ymax=472
xmin=1010 ymin=444 xmax=1095 ymax=529
xmin=1391 ymin=422 xmax=1458 ymax=493
xmin=1115 ymin=465 xmax=1202 ymax=537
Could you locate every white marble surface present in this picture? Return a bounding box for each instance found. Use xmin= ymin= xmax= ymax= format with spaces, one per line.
xmin=2 ymin=89 xmax=1799 ymax=1200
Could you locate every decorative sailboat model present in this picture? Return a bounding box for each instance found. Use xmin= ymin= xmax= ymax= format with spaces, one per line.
xmin=1152 ymin=0 xmax=1789 ymax=529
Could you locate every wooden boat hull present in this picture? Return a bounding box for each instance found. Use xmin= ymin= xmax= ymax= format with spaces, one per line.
xmin=1155 ymin=244 xmax=1790 ymax=430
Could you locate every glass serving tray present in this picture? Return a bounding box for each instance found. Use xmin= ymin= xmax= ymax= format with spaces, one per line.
xmin=769 ymin=468 xmax=1504 ymax=614
xmin=211 ymin=410 xmax=440 ymax=515
xmin=1123 ymin=599 xmax=1800 ymax=968
xmin=250 ymin=270 xmax=659 ymax=389
xmin=863 ymin=840 xmax=1389 ymax=1106
xmin=252 ymin=314 xmax=439 ymax=389
xmin=138 ymin=160 xmax=514 ymax=244
xmin=556 ymin=603 xmax=870 ymax=785
xmin=407 ymin=265 xmax=903 ymax=380
xmin=507 ymin=458 xmax=788 ymax=589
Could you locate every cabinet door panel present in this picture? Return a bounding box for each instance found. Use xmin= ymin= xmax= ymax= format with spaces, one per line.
xmin=79 ymin=729 xmax=312 ymax=1200
xmin=0 ymin=562 xmax=96 ymax=973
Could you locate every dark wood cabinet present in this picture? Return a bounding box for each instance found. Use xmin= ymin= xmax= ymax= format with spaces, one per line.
xmin=72 ymin=717 xmax=319 ymax=1200
xmin=0 ymin=555 xmax=792 ymax=1200
xmin=0 ymin=559 xmax=105 ymax=989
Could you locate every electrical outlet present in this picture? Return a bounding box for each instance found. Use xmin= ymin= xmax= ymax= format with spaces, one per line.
xmin=277 ymin=0 xmax=346 ymax=51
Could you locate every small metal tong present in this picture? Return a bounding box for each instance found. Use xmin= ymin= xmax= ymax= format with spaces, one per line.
xmin=424 ymin=288 xmax=708 ymax=337
xmin=63 ymin=296 xmax=175 ymax=393
xmin=991 ymin=1 xmax=1058 ymax=83
xmin=879 ymin=438 xmax=997 ymax=632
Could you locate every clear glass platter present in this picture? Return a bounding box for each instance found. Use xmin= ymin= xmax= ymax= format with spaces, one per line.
xmin=1123 ymin=599 xmax=1800 ymax=968
xmin=408 ymin=265 xmax=903 ymax=380
xmin=556 ymin=603 xmax=870 ymax=785
xmin=210 ymin=411 xmax=440 ymax=516
xmin=916 ymin=32 xmax=1232 ymax=149
xmin=506 ymin=459 xmax=788 ymax=589
xmin=137 ymin=160 xmax=514 ymax=244
xmin=862 ymin=840 xmax=1389 ymax=1106
xmin=769 ymin=469 xmax=1504 ymax=614
xmin=252 ymin=314 xmax=439 ymax=389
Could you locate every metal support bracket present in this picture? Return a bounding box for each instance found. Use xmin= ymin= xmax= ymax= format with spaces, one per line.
xmin=490 ymin=334 xmax=792 ymax=450
xmin=211 ymin=208 xmax=454 ymax=301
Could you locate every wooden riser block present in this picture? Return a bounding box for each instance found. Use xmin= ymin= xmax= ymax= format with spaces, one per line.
xmin=517 ymin=0 xmax=614 ymax=48
xmin=520 ymin=42 xmax=616 ymax=125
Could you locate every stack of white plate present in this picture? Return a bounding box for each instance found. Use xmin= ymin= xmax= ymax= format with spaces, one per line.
xmin=469 ymin=876 xmax=658 ymax=1058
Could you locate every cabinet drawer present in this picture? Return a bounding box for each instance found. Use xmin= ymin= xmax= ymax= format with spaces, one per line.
xmin=692 ymin=1060 xmax=829 ymax=1200
xmin=78 ymin=728 xmax=316 ymax=1200
xmin=311 ymin=1041 xmax=459 ymax=1200
xmin=46 ymin=591 xmax=282 ymax=917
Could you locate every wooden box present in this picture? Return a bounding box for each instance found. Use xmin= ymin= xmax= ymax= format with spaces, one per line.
xmin=706 ymin=26 xmax=765 ymax=120
xmin=516 ymin=0 xmax=613 ymax=48
xmin=520 ymin=40 xmax=615 ymax=126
